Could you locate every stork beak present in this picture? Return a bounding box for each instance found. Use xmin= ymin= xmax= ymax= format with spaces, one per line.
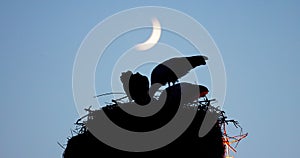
xmin=199 ymin=91 xmax=208 ymax=97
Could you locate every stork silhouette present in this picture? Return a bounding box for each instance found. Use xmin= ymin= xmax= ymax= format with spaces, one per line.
xmin=150 ymin=55 xmax=208 ymax=97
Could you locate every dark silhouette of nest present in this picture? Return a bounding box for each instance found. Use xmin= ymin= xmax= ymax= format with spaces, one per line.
xmin=63 ymin=97 xmax=225 ymax=157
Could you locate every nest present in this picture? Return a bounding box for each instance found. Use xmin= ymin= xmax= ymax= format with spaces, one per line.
xmin=63 ymin=97 xmax=228 ymax=157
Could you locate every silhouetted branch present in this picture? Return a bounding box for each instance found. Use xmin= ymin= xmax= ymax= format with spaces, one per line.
xmin=57 ymin=142 xmax=66 ymax=150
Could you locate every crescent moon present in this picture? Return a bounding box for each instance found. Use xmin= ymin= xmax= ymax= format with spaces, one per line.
xmin=135 ymin=18 xmax=161 ymax=51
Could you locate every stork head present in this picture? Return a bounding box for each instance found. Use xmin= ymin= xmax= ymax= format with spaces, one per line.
xmin=187 ymin=55 xmax=208 ymax=67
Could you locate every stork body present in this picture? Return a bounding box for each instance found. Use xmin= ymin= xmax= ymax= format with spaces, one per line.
xmin=120 ymin=71 xmax=150 ymax=105
xmin=151 ymin=55 xmax=208 ymax=86
xmin=159 ymin=82 xmax=209 ymax=105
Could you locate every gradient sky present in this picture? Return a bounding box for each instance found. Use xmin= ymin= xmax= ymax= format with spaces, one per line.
xmin=1 ymin=1 xmax=299 ymax=157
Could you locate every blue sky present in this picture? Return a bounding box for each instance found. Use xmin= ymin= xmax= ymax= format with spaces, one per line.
xmin=1 ymin=0 xmax=300 ymax=157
